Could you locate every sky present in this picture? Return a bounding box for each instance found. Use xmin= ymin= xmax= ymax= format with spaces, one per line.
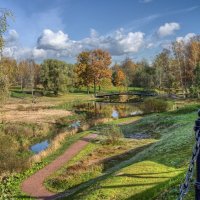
xmin=0 ymin=0 xmax=200 ymax=63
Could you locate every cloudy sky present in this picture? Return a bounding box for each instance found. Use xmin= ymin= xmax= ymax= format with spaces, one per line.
xmin=1 ymin=0 xmax=200 ymax=63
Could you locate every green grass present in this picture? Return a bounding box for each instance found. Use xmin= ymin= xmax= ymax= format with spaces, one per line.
xmin=45 ymin=136 xmax=156 ymax=193
xmin=68 ymin=161 xmax=183 ymax=200
xmin=10 ymin=90 xmax=32 ymax=98
xmin=60 ymin=104 xmax=199 ymax=200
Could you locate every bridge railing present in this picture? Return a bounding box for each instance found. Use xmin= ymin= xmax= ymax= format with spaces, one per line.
xmin=178 ymin=110 xmax=200 ymax=200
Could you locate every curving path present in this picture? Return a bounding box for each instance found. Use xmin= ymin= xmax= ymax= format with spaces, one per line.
xmin=21 ymin=134 xmax=97 ymax=200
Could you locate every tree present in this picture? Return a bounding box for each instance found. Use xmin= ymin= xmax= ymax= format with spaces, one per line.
xmin=17 ymin=60 xmax=31 ymax=90
xmin=89 ymin=49 xmax=112 ymax=94
xmin=0 ymin=57 xmax=17 ymax=86
xmin=134 ymin=63 xmax=156 ymax=89
xmin=0 ymin=9 xmax=12 ymax=56
xmin=0 ymin=9 xmax=13 ymax=104
xmin=112 ymin=68 xmax=126 ymax=87
xmin=75 ymin=49 xmax=112 ymax=95
xmin=171 ymin=41 xmax=188 ymax=94
xmin=192 ymin=62 xmax=200 ymax=98
xmin=40 ymin=59 xmax=68 ymax=95
xmin=75 ymin=51 xmax=93 ymax=93
xmin=153 ymin=49 xmax=176 ymax=93
xmin=120 ymin=58 xmax=137 ymax=86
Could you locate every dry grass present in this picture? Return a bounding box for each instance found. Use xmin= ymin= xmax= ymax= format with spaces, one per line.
xmin=0 ymin=99 xmax=71 ymax=123
xmin=31 ymin=128 xmax=79 ymax=163
xmin=0 ymin=108 xmax=71 ymax=123
xmin=31 ymin=118 xmax=113 ymax=163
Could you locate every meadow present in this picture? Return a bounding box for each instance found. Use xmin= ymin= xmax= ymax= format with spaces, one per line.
xmin=0 ymin=89 xmax=199 ymax=200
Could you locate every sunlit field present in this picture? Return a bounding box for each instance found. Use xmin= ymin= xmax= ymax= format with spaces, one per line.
xmin=0 ymin=1 xmax=200 ymax=199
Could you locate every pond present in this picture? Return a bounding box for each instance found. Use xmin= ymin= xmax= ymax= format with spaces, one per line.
xmin=30 ymin=101 xmax=142 ymax=154
xmin=30 ymin=140 xmax=49 ymax=154
xmin=73 ymin=101 xmax=142 ymax=119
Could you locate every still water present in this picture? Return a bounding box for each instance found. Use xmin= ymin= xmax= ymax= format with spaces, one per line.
xmin=30 ymin=140 xmax=49 ymax=154
xmin=30 ymin=101 xmax=142 ymax=153
xmin=73 ymin=101 xmax=142 ymax=119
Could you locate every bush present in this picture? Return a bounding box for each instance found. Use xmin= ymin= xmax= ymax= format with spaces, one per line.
xmin=103 ymin=125 xmax=123 ymax=145
xmin=141 ymin=98 xmax=170 ymax=113
xmin=0 ymin=135 xmax=28 ymax=173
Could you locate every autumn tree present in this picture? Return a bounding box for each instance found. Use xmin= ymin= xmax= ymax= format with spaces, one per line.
xmin=40 ymin=59 xmax=68 ymax=95
xmin=153 ymin=49 xmax=176 ymax=93
xmin=33 ymin=61 xmax=41 ymax=88
xmin=120 ymin=58 xmax=137 ymax=86
xmin=0 ymin=57 xmax=17 ymax=86
xmin=74 ymin=51 xmax=92 ymax=93
xmin=75 ymin=49 xmax=112 ymax=95
xmin=90 ymin=49 xmax=112 ymax=94
xmin=17 ymin=60 xmax=32 ymax=90
xmin=192 ymin=62 xmax=200 ymax=98
xmin=112 ymin=68 xmax=126 ymax=87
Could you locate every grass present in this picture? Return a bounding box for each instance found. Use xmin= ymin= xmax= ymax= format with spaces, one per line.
xmin=45 ymin=136 xmax=156 ymax=193
xmin=68 ymin=161 xmax=183 ymax=200
xmin=57 ymin=104 xmax=200 ymax=200
xmin=2 ymin=89 xmax=200 ymax=199
xmin=0 ymin=130 xmax=92 ymax=199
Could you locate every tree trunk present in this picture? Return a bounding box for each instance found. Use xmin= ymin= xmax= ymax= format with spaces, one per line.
xmin=93 ymin=79 xmax=96 ymax=96
xmin=21 ymin=77 xmax=23 ymax=91
xmin=87 ymin=86 xmax=90 ymax=94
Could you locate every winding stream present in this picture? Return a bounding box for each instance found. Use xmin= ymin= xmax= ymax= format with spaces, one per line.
xmin=30 ymin=101 xmax=142 ymax=153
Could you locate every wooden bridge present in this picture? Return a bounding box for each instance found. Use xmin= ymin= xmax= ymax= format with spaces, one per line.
xmin=96 ymin=91 xmax=157 ymax=98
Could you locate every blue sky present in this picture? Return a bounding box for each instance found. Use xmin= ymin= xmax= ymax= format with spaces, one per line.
xmin=1 ymin=0 xmax=200 ymax=63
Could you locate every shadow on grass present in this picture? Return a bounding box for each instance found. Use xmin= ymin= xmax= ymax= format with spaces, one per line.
xmin=99 ymin=182 xmax=164 ymax=189
xmin=123 ymin=172 xmax=185 ymax=200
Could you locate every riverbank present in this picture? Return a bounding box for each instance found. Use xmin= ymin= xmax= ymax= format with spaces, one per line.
xmin=1 ymin=92 xmax=199 ymax=199
xmin=55 ymin=104 xmax=199 ymax=200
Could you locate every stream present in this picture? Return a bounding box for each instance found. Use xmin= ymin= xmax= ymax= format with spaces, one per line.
xmin=30 ymin=101 xmax=143 ymax=154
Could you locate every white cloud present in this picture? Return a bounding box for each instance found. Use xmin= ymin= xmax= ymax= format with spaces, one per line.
xmin=37 ymin=29 xmax=70 ymax=50
xmin=1 ymin=26 xmax=145 ymax=60
xmin=5 ymin=29 xmax=19 ymax=47
xmin=36 ymin=28 xmax=145 ymax=57
xmin=176 ymin=33 xmax=196 ymax=43
xmin=157 ymin=22 xmax=180 ymax=37
xmin=118 ymin=32 xmax=144 ymax=53
xmin=32 ymin=48 xmax=47 ymax=59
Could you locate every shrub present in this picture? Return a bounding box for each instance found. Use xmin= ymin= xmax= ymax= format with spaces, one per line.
xmin=16 ymin=105 xmax=25 ymax=111
xmin=103 ymin=125 xmax=123 ymax=145
xmin=0 ymin=134 xmax=28 ymax=173
xmin=141 ymin=98 xmax=170 ymax=113
xmin=3 ymin=123 xmax=34 ymax=138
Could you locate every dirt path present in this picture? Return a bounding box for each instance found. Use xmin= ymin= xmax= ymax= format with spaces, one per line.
xmin=21 ymin=134 xmax=97 ymax=200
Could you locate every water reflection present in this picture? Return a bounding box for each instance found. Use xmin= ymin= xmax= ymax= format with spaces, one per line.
xmin=73 ymin=101 xmax=142 ymax=119
xmin=30 ymin=140 xmax=49 ymax=154
xmin=112 ymin=110 xmax=119 ymax=119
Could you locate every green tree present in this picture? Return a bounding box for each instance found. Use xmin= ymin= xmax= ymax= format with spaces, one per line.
xmin=153 ymin=49 xmax=175 ymax=93
xmin=192 ymin=62 xmax=200 ymax=98
xmin=0 ymin=9 xmax=13 ymax=104
xmin=40 ymin=59 xmax=68 ymax=95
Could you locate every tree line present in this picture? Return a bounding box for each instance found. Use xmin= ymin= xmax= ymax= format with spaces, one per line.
xmin=1 ymin=9 xmax=200 ymax=98
xmin=0 ymin=35 xmax=200 ymax=97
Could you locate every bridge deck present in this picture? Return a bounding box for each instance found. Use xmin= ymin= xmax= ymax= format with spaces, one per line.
xmin=96 ymin=92 xmax=157 ymax=98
